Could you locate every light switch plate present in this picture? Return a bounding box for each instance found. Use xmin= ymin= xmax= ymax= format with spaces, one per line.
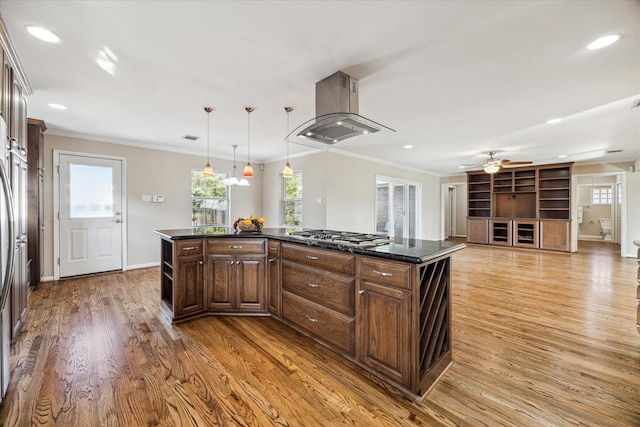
xmin=153 ymin=195 xmax=164 ymax=203
xmin=141 ymin=195 xmax=152 ymax=202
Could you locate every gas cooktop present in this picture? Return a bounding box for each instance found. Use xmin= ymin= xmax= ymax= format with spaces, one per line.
xmin=288 ymin=230 xmax=392 ymax=248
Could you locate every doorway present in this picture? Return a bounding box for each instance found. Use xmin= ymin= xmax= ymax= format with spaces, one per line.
xmin=54 ymin=151 xmax=127 ymax=278
xmin=375 ymin=176 xmax=420 ymax=239
xmin=441 ymin=181 xmax=467 ymax=240
xmin=572 ymin=172 xmax=625 ymax=255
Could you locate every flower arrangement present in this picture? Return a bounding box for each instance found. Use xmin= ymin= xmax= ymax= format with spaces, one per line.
xmin=233 ymin=215 xmax=265 ymax=232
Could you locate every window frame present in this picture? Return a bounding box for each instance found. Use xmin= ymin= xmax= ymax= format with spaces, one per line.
xmin=591 ymin=186 xmax=612 ymax=205
xmin=282 ymin=170 xmax=303 ymax=228
xmin=191 ymin=169 xmax=230 ymax=229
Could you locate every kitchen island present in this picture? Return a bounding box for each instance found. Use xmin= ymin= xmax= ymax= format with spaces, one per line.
xmin=155 ymin=228 xmax=465 ymax=401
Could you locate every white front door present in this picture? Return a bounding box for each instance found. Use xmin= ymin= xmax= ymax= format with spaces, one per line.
xmin=57 ymin=153 xmax=125 ymax=278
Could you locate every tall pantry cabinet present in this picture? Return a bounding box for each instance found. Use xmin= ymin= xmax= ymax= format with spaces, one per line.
xmin=1 ymin=21 xmax=32 ymax=339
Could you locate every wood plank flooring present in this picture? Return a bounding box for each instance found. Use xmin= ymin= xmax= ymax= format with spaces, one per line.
xmin=1 ymin=241 xmax=638 ymax=426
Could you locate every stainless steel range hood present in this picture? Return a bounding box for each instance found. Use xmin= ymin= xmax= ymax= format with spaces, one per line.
xmin=296 ymin=71 xmax=393 ymax=144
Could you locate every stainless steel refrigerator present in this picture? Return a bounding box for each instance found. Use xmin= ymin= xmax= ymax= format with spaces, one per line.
xmin=0 ymin=117 xmax=15 ymax=401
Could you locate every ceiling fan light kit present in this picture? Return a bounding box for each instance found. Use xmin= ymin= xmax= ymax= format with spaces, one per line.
xmin=482 ymin=151 xmax=532 ymax=174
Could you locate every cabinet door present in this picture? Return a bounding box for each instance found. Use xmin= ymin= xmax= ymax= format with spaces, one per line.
xmin=175 ymin=253 xmax=204 ymax=318
xmin=267 ymin=255 xmax=281 ymax=316
xmin=359 ymin=280 xmax=411 ymax=388
xmin=489 ymin=219 xmax=512 ymax=246
xmin=236 ymin=255 xmax=266 ymax=311
xmin=539 ymin=220 xmax=570 ymax=252
xmin=467 ymin=218 xmax=488 ymax=244
xmin=206 ymin=254 xmax=235 ymax=310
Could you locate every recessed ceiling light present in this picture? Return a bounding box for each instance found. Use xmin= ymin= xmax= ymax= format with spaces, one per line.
xmin=25 ymin=25 xmax=61 ymax=43
xmin=546 ymin=118 xmax=563 ymax=124
xmin=587 ymin=35 xmax=620 ymax=50
xmin=48 ymin=103 xmax=67 ymax=110
xmin=403 ymin=145 xmax=413 ymax=149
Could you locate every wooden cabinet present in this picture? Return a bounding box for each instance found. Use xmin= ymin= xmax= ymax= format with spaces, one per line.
xmin=281 ymin=244 xmax=356 ymax=355
xmin=634 ymin=241 xmax=639 ymax=334
xmin=358 ymin=257 xmax=411 ymax=387
xmin=175 ymin=240 xmax=205 ymax=318
xmin=513 ymin=220 xmax=538 ymax=248
xmin=267 ymin=240 xmax=281 ymax=316
xmin=467 ymin=163 xmax=571 ymax=252
xmin=539 ymin=220 xmax=570 ymax=252
xmin=205 ymin=239 xmax=266 ymax=313
xmin=467 ymin=217 xmax=489 ymax=244
xmin=27 ymin=119 xmax=45 ymax=289
xmin=490 ymin=219 xmax=512 ymax=246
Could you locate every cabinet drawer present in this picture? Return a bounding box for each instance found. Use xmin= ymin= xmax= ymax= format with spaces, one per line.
xmin=281 ymin=243 xmax=354 ymax=275
xmin=360 ymin=257 xmax=411 ymax=290
xmin=176 ymin=240 xmax=203 ymax=256
xmin=267 ymin=240 xmax=281 ymax=257
xmin=282 ymin=291 xmax=355 ymax=356
xmin=207 ymin=239 xmax=266 ymax=255
xmin=282 ymin=261 xmax=354 ymax=316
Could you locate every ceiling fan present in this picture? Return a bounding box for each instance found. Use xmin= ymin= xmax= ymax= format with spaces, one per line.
xmin=482 ymin=151 xmax=532 ymax=174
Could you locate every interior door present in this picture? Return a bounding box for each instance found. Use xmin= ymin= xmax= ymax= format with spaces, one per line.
xmin=58 ymin=154 xmax=123 ymax=277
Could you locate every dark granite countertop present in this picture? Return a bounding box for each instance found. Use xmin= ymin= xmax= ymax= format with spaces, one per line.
xmin=155 ymin=228 xmax=466 ymax=264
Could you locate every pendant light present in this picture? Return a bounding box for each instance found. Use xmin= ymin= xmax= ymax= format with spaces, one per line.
xmin=243 ymin=107 xmax=254 ymax=178
xmin=222 ymin=145 xmax=250 ymax=186
xmin=282 ymin=106 xmax=294 ymax=178
xmin=202 ymin=107 xmax=214 ymax=178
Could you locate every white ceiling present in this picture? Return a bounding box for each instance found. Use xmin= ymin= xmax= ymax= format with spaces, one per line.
xmin=1 ymin=1 xmax=639 ymax=176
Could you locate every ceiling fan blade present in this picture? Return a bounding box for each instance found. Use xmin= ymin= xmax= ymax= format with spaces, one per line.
xmin=502 ymin=160 xmax=533 ymax=166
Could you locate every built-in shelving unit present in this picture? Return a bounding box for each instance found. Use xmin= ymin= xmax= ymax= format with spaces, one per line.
xmin=538 ymin=167 xmax=571 ymax=219
xmin=161 ymin=239 xmax=174 ymax=314
xmin=467 ymin=173 xmax=491 ymax=218
xmin=466 ymin=163 xmax=572 ymax=252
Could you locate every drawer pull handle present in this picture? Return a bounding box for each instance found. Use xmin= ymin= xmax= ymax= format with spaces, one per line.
xmin=373 ymin=270 xmax=393 ymax=277
xmin=305 ymin=255 xmax=319 ymax=260
xmin=305 ymin=315 xmax=318 ymax=323
xmin=306 ymin=282 xmax=319 ymax=288
xmin=229 ymin=245 xmax=243 ymax=249
xmin=183 ymin=246 xmax=196 ymax=251
xmin=269 ymin=247 xmax=278 ymax=251
xmin=268 ymin=258 xmax=275 ymax=263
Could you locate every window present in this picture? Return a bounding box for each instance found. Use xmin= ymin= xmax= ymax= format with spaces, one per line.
xmin=592 ymin=187 xmax=612 ymax=205
xmin=375 ymin=175 xmax=419 ymax=239
xmin=283 ymin=171 xmax=302 ymax=227
xmin=191 ymin=170 xmax=229 ymax=229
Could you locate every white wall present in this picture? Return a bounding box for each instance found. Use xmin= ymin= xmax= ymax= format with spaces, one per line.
xmin=43 ymin=134 xmax=262 ymax=276
xmin=262 ymin=150 xmax=442 ymax=239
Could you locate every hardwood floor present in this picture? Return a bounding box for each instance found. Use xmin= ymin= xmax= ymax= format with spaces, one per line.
xmin=1 ymin=241 xmax=638 ymax=426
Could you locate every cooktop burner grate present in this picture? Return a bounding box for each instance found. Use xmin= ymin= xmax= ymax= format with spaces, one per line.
xmin=289 ymin=230 xmax=392 ymax=247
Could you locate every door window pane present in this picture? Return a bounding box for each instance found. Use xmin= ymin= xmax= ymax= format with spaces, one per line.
xmin=69 ymin=164 xmax=113 ymax=218
xmin=375 ymin=176 xmax=419 ymax=239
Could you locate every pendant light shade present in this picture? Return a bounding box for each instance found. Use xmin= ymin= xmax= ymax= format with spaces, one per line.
xmin=283 ymin=106 xmax=294 ymax=178
xmin=243 ymin=107 xmax=254 ymax=178
xmin=203 ymin=107 xmax=214 ymax=178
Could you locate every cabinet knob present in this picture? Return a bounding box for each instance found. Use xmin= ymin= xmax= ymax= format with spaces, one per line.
xmin=268 ymin=258 xmax=275 ymax=262
xmin=199 ymin=261 xmax=203 ymax=265
xmin=358 ymin=290 xmax=365 ymax=295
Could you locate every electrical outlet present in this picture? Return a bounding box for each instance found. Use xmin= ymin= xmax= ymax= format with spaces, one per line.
xmin=153 ymin=195 xmax=164 ymax=203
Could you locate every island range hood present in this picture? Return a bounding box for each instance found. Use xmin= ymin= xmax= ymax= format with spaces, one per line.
xmin=296 ymin=71 xmax=393 ymax=144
